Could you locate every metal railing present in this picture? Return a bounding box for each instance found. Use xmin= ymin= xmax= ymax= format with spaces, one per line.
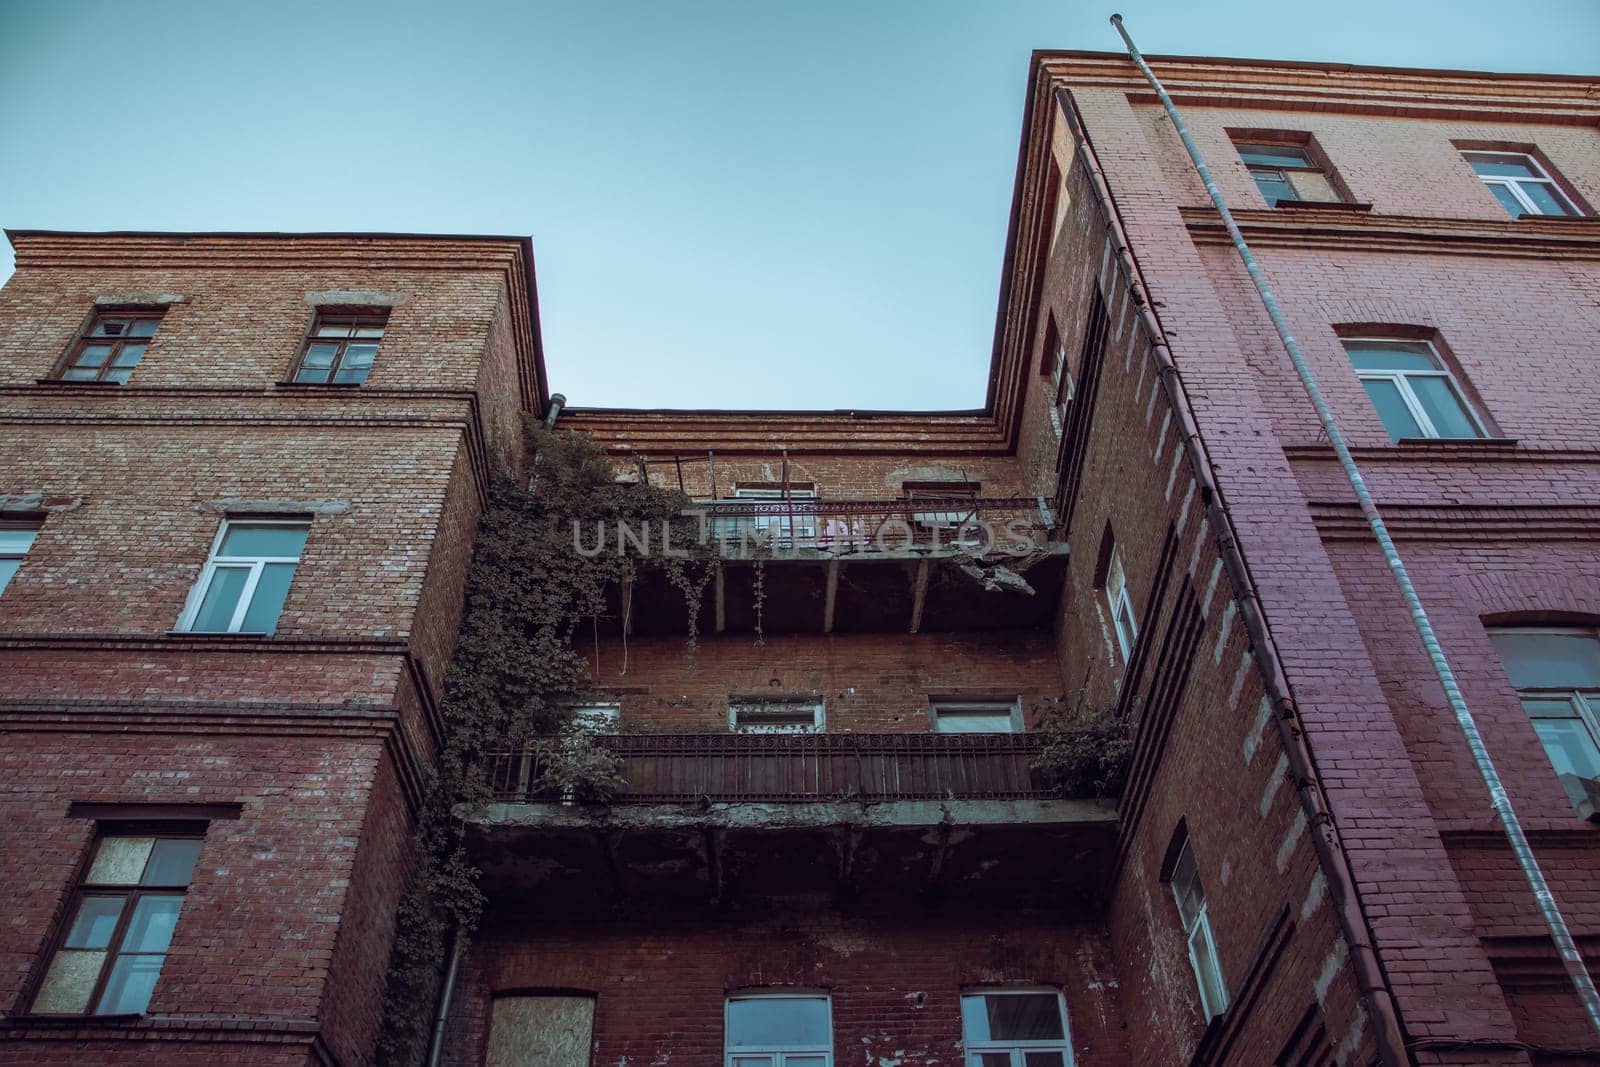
xmin=686 ymin=497 xmax=1052 ymax=554
xmin=485 ymin=733 xmax=1072 ymax=803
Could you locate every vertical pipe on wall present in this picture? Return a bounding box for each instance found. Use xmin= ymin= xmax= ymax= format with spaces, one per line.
xmin=1109 ymin=12 xmax=1600 ymax=1044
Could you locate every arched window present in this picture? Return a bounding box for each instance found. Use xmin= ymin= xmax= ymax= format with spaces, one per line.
xmin=1489 ymin=628 xmax=1600 ymax=820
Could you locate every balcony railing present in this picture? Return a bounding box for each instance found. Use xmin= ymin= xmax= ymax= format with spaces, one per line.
xmin=485 ymin=733 xmax=1075 ymax=804
xmin=688 ymin=497 xmax=1053 ymax=555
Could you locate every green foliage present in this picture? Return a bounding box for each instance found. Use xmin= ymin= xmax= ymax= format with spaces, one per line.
xmin=1030 ymin=699 xmax=1134 ymax=798
xmin=375 ymin=419 xmax=705 ymax=1065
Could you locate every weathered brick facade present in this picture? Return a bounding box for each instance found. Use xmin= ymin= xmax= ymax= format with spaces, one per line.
xmin=2 ymin=49 xmax=1598 ymax=1067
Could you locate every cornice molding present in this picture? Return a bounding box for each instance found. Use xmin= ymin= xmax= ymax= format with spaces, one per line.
xmin=1183 ymin=207 xmax=1600 ymax=260
xmin=1035 ymin=51 xmax=1600 ymax=123
xmin=561 ymin=409 xmax=1012 ymax=455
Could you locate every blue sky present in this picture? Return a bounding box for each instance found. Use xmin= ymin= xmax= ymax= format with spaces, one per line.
xmin=2 ymin=1 xmax=1596 ymax=410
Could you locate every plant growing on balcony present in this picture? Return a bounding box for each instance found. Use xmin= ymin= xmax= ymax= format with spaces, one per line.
xmin=375 ymin=419 xmax=718 ymax=1064
xmin=1030 ymin=699 xmax=1134 ymax=798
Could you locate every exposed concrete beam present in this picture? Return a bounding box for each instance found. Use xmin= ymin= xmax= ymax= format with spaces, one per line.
xmin=909 ymin=559 xmax=930 ymax=634
xmin=822 ymin=560 xmax=840 ymax=634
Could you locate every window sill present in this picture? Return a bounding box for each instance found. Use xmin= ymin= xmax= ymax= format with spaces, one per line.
xmin=34 ymin=378 xmax=125 ymax=387
xmin=1272 ymin=200 xmax=1373 ymax=213
xmin=274 ymin=380 xmax=365 ymax=389
xmin=164 ymin=629 xmax=277 ymax=640
xmin=1395 ymin=436 xmax=1518 ymax=448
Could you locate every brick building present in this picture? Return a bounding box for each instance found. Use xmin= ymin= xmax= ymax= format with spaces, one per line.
xmin=2 ymin=49 xmax=1598 ymax=1067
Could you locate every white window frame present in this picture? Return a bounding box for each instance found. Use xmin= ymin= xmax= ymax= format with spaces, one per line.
xmin=1490 ymin=627 xmax=1600 ymax=819
xmin=565 ymin=701 xmax=621 ymax=735
xmin=0 ymin=524 xmax=40 ymax=597
xmin=729 ymin=698 xmax=825 ymax=734
xmin=1105 ymin=549 xmax=1138 ymax=662
xmin=1343 ymin=337 xmax=1486 ymax=441
xmin=175 ymin=518 xmax=309 ymax=634
xmin=705 ymin=486 xmax=819 ymax=546
xmin=1463 ymin=151 xmax=1578 ymax=217
xmin=724 ymin=991 xmax=833 ymax=1067
xmin=930 ymin=698 xmax=1023 ymax=734
xmin=1171 ymin=838 xmax=1229 ymax=1020
xmin=1049 ymin=338 xmax=1074 ymax=439
xmin=959 ymin=987 xmax=1073 ymax=1066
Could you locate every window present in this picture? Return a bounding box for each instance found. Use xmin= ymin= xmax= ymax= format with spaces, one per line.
xmin=960 ymin=989 xmax=1072 ymax=1067
xmin=1489 ymin=629 xmax=1600 ymax=819
xmin=1342 ymin=338 xmax=1484 ymax=442
xmin=485 ymin=994 xmax=596 ymax=1066
xmin=1170 ymin=838 xmax=1228 ymax=1019
xmin=1234 ymin=143 xmax=1342 ymax=207
xmin=291 ymin=311 xmax=387 ymax=384
xmin=707 ymin=486 xmax=819 ymax=547
xmin=905 ymin=481 xmax=982 ymax=539
xmin=931 ymin=699 xmax=1021 ymax=734
xmin=1464 ymin=152 xmax=1579 ymax=218
xmin=1043 ymin=317 xmax=1073 ymax=438
xmin=31 ymin=832 xmax=202 ymax=1016
xmin=1104 ymin=548 xmax=1138 ymax=662
xmin=0 ymin=523 xmax=39 ymax=596
xmin=725 ymin=992 xmax=832 ymax=1067
xmin=178 ymin=519 xmax=309 ymax=634
xmin=566 ymin=702 xmax=620 ymax=735
xmin=730 ymin=699 xmax=824 ymax=734
xmin=57 ymin=311 xmax=162 ymax=383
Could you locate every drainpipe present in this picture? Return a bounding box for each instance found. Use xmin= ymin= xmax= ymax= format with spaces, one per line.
xmin=1110 ymin=12 xmax=1600 ymax=1046
xmin=1051 ymin=77 xmax=1410 ymax=1067
xmin=426 ymin=929 xmax=465 ymax=1067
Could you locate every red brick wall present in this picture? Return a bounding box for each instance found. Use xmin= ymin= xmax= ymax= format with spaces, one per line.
xmin=445 ymin=910 xmax=1129 ymax=1067
xmin=585 ymin=630 xmax=1067 ymax=733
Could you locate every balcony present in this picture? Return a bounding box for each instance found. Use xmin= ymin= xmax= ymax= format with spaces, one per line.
xmin=466 ymin=733 xmax=1118 ymax=912
xmin=607 ymin=497 xmax=1069 ymax=635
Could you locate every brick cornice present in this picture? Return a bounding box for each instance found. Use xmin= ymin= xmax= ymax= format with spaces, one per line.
xmin=1034 ymin=50 xmax=1600 ymax=123
xmin=561 ymin=408 xmax=1013 ymax=455
xmin=1183 ymin=206 xmax=1600 ymax=260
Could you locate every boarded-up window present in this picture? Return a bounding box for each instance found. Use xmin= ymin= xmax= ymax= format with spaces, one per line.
xmin=486 ymin=994 xmax=596 ymax=1067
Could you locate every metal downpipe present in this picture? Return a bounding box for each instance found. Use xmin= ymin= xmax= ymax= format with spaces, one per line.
xmin=1110 ymin=12 xmax=1600 ymax=1045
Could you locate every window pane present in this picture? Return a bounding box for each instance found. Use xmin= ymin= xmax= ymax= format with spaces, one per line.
xmin=239 ymin=561 xmax=298 ymax=633
xmin=315 ymin=321 xmax=353 ymax=337
xmin=191 ymin=565 xmax=250 ymax=631
xmin=352 ymin=324 xmax=386 ymax=338
xmin=1490 ymin=632 xmax=1600 ymax=688
xmin=88 ymin=837 xmax=154 ymax=885
xmin=64 ymin=895 xmax=126 ymax=948
xmin=983 ymin=994 xmax=1065 ymax=1040
xmin=1025 ymin=1055 xmax=1067 ymax=1067
xmin=295 ymin=364 xmax=332 ymax=384
xmin=1522 ymin=697 xmax=1581 ymax=720
xmin=92 ymin=318 xmax=129 ymax=337
xmin=731 ymin=1058 xmax=774 ymax=1067
xmin=127 ymin=318 xmax=160 ymax=338
xmin=1237 ymin=145 xmax=1312 ymax=168
xmin=32 ymin=949 xmax=105 ymax=1014
xmin=301 ymin=342 xmax=339 ymax=368
xmin=219 ymin=523 xmax=308 ymax=559
xmin=144 ymin=838 xmax=202 ymax=886
xmin=1408 ymin=376 xmax=1480 ymax=439
xmin=62 ymin=367 xmax=99 ymax=381
xmin=1190 ymin=923 xmax=1228 ymax=1017
xmin=1520 ymin=181 xmax=1574 ymax=217
xmin=75 ymin=344 xmax=113 ymax=368
xmin=1359 ymin=379 xmax=1422 ymax=441
xmin=1532 ymin=719 xmax=1600 ymax=782
xmin=332 ymin=363 xmax=372 ymax=385
xmin=787 ymin=1058 xmax=827 ymax=1067
xmin=122 ymin=896 xmax=183 ymax=953
xmin=1467 ymin=154 xmax=1539 ymax=178
xmin=1285 ymin=169 xmax=1340 ymax=203
xmin=0 ymin=528 xmax=36 ymax=553
xmin=727 ymin=997 xmax=830 ymax=1047
xmin=1344 ymin=342 xmax=1437 ymax=372
xmin=98 ymin=953 xmax=164 ymax=1014
xmin=341 ymin=343 xmax=378 ymax=367
xmin=973 ymin=1055 xmax=1012 ymax=1067
xmin=113 ymin=343 xmax=147 ymax=367
xmin=1486 ymin=183 xmax=1526 ymax=217
xmin=934 ymin=710 xmax=1016 ymax=733
xmin=1250 ymin=173 xmax=1297 ymax=206
xmin=102 ymin=368 xmax=134 ymax=384
xmin=0 ymin=558 xmax=21 ymax=594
